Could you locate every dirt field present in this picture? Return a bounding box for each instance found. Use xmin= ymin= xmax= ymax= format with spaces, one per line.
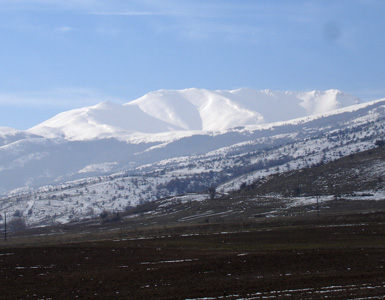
xmin=2 ymin=221 xmax=385 ymax=300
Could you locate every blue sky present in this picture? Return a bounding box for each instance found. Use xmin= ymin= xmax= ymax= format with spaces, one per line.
xmin=0 ymin=0 xmax=384 ymax=129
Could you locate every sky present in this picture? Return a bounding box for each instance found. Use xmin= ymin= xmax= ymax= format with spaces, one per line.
xmin=0 ymin=0 xmax=384 ymax=130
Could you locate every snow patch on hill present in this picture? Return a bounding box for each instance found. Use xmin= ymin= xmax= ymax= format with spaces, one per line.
xmin=78 ymin=162 xmax=118 ymax=174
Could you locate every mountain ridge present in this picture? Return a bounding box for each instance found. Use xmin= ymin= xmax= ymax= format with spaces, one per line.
xmin=27 ymin=88 xmax=360 ymax=141
xmin=1 ymin=88 xmax=385 ymax=227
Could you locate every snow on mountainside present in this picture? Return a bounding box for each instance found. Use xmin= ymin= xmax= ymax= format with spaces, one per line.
xmin=215 ymin=88 xmax=359 ymax=123
xmin=27 ymin=101 xmax=182 ymax=140
xmin=1 ymin=96 xmax=385 ymax=227
xmin=129 ymin=88 xmax=264 ymax=131
xmin=28 ymin=88 xmax=359 ymax=140
xmin=1 ymin=87 xmax=384 ymax=227
xmin=0 ymin=127 xmax=41 ymax=147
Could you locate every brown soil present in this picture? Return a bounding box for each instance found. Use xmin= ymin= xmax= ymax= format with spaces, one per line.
xmin=2 ymin=222 xmax=385 ymax=299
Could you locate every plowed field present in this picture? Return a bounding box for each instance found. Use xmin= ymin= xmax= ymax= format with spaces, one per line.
xmin=1 ymin=223 xmax=385 ymax=299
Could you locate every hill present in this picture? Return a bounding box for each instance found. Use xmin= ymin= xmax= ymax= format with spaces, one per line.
xmin=0 ymin=88 xmax=384 ymax=227
xmin=3 ymin=145 xmax=385 ymax=300
xmin=236 ymin=145 xmax=385 ymax=197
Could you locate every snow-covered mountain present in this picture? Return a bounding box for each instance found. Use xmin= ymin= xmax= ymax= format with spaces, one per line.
xmin=0 ymin=88 xmax=373 ymax=195
xmin=28 ymin=88 xmax=359 ymax=140
xmin=0 ymin=127 xmax=41 ymax=147
xmin=0 ymin=88 xmax=384 ymax=227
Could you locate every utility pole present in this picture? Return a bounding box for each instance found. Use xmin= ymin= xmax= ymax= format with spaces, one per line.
xmin=4 ymin=212 xmax=6 ymax=242
xmin=316 ymin=196 xmax=320 ymax=217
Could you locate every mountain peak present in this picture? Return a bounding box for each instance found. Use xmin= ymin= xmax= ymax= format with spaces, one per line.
xmin=297 ymin=89 xmax=360 ymax=115
xmin=27 ymin=88 xmax=361 ymax=140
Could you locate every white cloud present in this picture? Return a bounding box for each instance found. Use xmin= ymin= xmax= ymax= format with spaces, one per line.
xmin=87 ymin=11 xmax=163 ymax=16
xmin=130 ymin=1 xmax=324 ymax=43
xmin=55 ymin=26 xmax=73 ymax=33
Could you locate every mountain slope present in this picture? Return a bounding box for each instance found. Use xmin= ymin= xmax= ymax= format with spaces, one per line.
xmin=28 ymin=88 xmax=360 ymax=140
xmin=28 ymin=102 xmax=183 ymax=140
xmin=1 ymin=88 xmax=384 ymax=226
xmin=0 ymin=96 xmax=383 ymax=196
xmin=0 ymin=127 xmax=41 ymax=147
xmin=128 ymin=88 xmax=264 ymax=131
xmin=1 ymin=97 xmax=385 ymax=226
xmin=234 ymin=146 xmax=385 ymax=198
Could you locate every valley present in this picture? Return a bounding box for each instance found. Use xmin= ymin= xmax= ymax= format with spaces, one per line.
xmin=1 ymin=88 xmax=385 ymax=299
xmin=1 ymin=123 xmax=385 ymax=299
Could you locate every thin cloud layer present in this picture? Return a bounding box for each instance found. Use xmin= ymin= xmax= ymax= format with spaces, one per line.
xmin=0 ymin=0 xmax=104 ymax=10
xmin=0 ymin=88 xmax=122 ymax=108
xmin=87 ymin=11 xmax=163 ymax=16
xmin=55 ymin=26 xmax=74 ymax=32
xmin=0 ymin=0 xmax=384 ymax=129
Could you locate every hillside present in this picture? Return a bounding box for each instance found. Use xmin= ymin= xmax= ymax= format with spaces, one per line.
xmin=0 ymin=127 xmax=40 ymax=146
xmin=0 ymin=95 xmax=382 ymax=196
xmin=3 ymin=145 xmax=385 ymax=238
xmin=113 ymin=145 xmax=385 ymax=227
xmin=236 ymin=145 xmax=385 ymax=197
xmin=1 ymin=131 xmax=385 ymax=228
xmin=0 ymin=89 xmax=384 ymax=227
xmin=2 ymin=144 xmax=385 ymax=300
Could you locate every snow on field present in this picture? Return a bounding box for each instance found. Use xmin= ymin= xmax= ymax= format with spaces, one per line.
xmin=140 ymin=259 xmax=198 ymax=265
xmin=184 ymin=282 xmax=385 ymax=300
xmin=179 ymin=210 xmax=234 ymax=222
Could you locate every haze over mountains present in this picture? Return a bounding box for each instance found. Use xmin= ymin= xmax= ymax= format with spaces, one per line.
xmin=27 ymin=88 xmax=360 ymax=140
